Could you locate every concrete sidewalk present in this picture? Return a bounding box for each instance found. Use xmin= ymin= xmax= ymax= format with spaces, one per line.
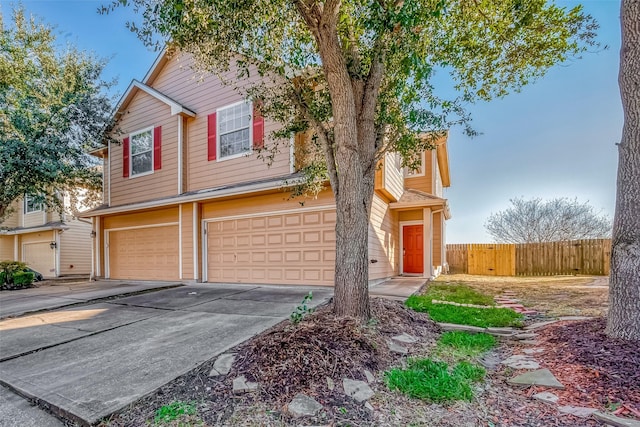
xmin=0 ymin=280 xmax=182 ymax=319
xmin=0 ymin=283 xmax=332 ymax=426
xmin=369 ymin=276 xmax=427 ymax=300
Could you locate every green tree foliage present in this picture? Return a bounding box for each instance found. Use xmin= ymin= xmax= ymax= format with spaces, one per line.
xmin=105 ymin=0 xmax=597 ymax=319
xmin=0 ymin=8 xmax=115 ymax=221
xmin=485 ymin=197 xmax=612 ymax=243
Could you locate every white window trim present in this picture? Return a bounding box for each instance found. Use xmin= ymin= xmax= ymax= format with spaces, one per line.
xmin=216 ymin=100 xmax=253 ymax=162
xmin=129 ymin=126 xmax=155 ymax=178
xmin=404 ymin=151 xmax=425 ymax=178
xmin=24 ymin=195 xmax=42 ymax=214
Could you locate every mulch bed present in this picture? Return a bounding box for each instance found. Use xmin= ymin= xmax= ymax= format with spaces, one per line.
xmin=536 ymin=318 xmax=640 ymax=418
xmin=100 ymin=298 xmax=441 ymax=426
xmin=98 ymin=302 xmax=639 ymax=427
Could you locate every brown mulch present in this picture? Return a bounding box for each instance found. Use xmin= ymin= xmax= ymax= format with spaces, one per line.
xmin=234 ymin=298 xmax=441 ymax=406
xmin=535 ymin=318 xmax=640 ymax=418
xmin=99 ymin=300 xmax=639 ymax=427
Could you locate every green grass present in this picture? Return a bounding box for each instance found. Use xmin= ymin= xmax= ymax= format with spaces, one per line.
xmin=385 ymin=358 xmax=485 ymax=402
xmin=425 ymin=283 xmax=496 ymax=306
xmin=406 ymin=295 xmax=524 ymax=328
xmin=154 ymin=401 xmax=197 ymax=425
xmin=436 ymin=331 xmax=497 ymax=359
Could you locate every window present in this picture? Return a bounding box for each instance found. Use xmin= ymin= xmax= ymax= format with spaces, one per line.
xmin=130 ymin=127 xmax=153 ymax=176
xmin=24 ymin=195 xmax=42 ymax=213
xmin=218 ymin=101 xmax=251 ymax=159
xmin=405 ymin=151 xmax=425 ymax=177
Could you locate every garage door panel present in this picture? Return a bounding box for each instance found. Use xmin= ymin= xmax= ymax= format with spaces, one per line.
xmin=109 ymin=226 xmax=179 ymax=280
xmin=207 ymin=210 xmax=335 ymax=285
xmin=23 ymin=242 xmax=55 ymax=277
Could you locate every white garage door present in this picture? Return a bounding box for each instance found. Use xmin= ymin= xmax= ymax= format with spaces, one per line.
xmin=206 ymin=209 xmax=336 ymax=285
xmin=22 ymin=242 xmax=55 ymax=277
xmin=108 ymin=226 xmax=179 ymax=280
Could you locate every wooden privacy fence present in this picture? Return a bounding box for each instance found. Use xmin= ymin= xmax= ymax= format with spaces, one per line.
xmin=447 ymin=239 xmax=611 ymax=276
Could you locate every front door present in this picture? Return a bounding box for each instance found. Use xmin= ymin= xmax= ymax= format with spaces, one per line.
xmin=403 ymin=225 xmax=424 ymax=274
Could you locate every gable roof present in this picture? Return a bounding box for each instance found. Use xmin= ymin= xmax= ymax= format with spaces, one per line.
xmin=116 ymin=79 xmax=196 ymax=118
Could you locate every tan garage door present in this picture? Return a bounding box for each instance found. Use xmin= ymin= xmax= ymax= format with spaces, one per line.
xmin=206 ymin=209 xmax=336 ymax=285
xmin=108 ymin=226 xmax=179 ymax=280
xmin=23 ymin=242 xmax=55 ymax=277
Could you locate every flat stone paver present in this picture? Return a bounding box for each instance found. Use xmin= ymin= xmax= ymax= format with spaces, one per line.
xmin=233 ymin=375 xmax=258 ymax=394
xmin=508 ymin=369 xmax=565 ymax=389
xmin=558 ymin=406 xmax=598 ymax=418
xmin=209 ymin=353 xmax=235 ymax=377
xmin=501 ymin=355 xmax=540 ymax=370
xmin=0 ymin=385 xmax=64 ymax=427
xmin=288 ymin=393 xmax=323 ymax=418
xmin=593 ymin=411 xmax=640 ymax=427
xmin=343 ymin=378 xmax=374 ymax=402
xmin=533 ymin=391 xmax=559 ymax=404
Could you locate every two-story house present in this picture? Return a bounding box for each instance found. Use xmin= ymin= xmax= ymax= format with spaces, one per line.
xmin=81 ymin=51 xmax=451 ymax=285
xmin=0 ymin=197 xmax=93 ymax=278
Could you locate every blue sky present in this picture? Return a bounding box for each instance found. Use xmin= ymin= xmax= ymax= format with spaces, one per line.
xmin=1 ymin=0 xmax=623 ymax=243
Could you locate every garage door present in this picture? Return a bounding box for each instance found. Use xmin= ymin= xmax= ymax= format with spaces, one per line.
xmin=22 ymin=242 xmax=55 ymax=277
xmin=108 ymin=226 xmax=179 ymax=280
xmin=206 ymin=209 xmax=336 ymax=285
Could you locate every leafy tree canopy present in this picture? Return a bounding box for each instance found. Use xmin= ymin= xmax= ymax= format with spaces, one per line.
xmin=106 ymin=0 xmax=598 ymax=182
xmin=104 ymin=0 xmax=598 ymax=319
xmin=485 ymin=197 xmax=612 ymax=243
xmin=0 ymin=7 xmax=115 ymax=221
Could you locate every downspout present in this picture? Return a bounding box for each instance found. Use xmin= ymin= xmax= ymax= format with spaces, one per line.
xmin=177 ymin=116 xmax=183 ymax=194
xmin=76 ymin=217 xmax=95 ymax=281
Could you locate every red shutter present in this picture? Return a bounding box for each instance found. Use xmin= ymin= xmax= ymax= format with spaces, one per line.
xmin=207 ymin=113 xmax=217 ymax=161
xmin=252 ymin=102 xmax=264 ymax=149
xmin=153 ymin=126 xmax=162 ymax=170
xmin=122 ymin=137 xmax=130 ymax=178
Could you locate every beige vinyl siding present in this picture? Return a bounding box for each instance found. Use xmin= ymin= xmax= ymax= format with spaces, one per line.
xmin=433 ymin=211 xmax=442 ymax=267
xmin=0 ymin=201 xmax=20 ymax=228
xmin=103 ymin=207 xmax=179 ymax=230
xmin=110 ymin=90 xmax=179 ymax=206
xmin=180 ymin=203 xmax=194 ymax=280
xmin=147 ymin=54 xmax=291 ymax=192
xmin=0 ymin=236 xmax=14 ymax=260
xmin=22 ymin=204 xmax=47 ymax=228
xmin=405 ymin=150 xmax=435 ymax=194
xmin=202 ymin=190 xmax=335 ymax=220
xmin=368 ymin=193 xmax=399 ymax=280
xmin=59 ymin=219 xmax=92 ymax=275
xmin=384 ymin=153 xmax=404 ymax=201
xmin=398 ymin=210 xmax=423 ymax=222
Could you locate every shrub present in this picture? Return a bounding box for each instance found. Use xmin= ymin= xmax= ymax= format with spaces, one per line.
xmin=13 ymin=271 xmax=35 ymax=287
xmin=0 ymin=260 xmax=34 ymax=289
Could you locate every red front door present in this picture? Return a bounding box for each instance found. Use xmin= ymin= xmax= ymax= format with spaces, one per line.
xmin=403 ymin=225 xmax=424 ymax=274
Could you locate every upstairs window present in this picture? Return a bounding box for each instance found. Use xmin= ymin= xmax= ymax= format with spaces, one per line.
xmin=24 ymin=195 xmax=42 ymax=214
xmin=405 ymin=151 xmax=425 ymax=177
xmin=130 ymin=127 xmax=153 ymax=176
xmin=218 ymin=101 xmax=251 ymax=159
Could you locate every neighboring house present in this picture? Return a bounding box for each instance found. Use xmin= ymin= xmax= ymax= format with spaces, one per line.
xmin=0 ymin=196 xmax=93 ymax=278
xmin=80 ymin=51 xmax=451 ymax=285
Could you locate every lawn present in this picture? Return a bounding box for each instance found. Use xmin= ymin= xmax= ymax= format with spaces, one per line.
xmin=406 ymin=282 xmax=524 ymax=327
xmin=433 ymin=274 xmax=608 ymax=317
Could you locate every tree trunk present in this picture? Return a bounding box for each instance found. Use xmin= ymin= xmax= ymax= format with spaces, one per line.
xmin=607 ymin=0 xmax=640 ymax=341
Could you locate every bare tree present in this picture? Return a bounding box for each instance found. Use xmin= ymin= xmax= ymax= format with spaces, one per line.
xmin=485 ymin=197 xmax=611 ymax=243
xmin=607 ymin=0 xmax=640 ymax=341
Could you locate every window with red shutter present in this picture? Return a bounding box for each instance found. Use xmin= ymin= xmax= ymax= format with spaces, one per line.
xmin=122 ymin=137 xmax=130 ymax=178
xmin=153 ymin=126 xmax=162 ymax=170
xmin=208 ymin=113 xmax=217 ymax=161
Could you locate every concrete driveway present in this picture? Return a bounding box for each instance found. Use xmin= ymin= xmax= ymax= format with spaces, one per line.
xmin=0 ymin=282 xmax=332 ymax=426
